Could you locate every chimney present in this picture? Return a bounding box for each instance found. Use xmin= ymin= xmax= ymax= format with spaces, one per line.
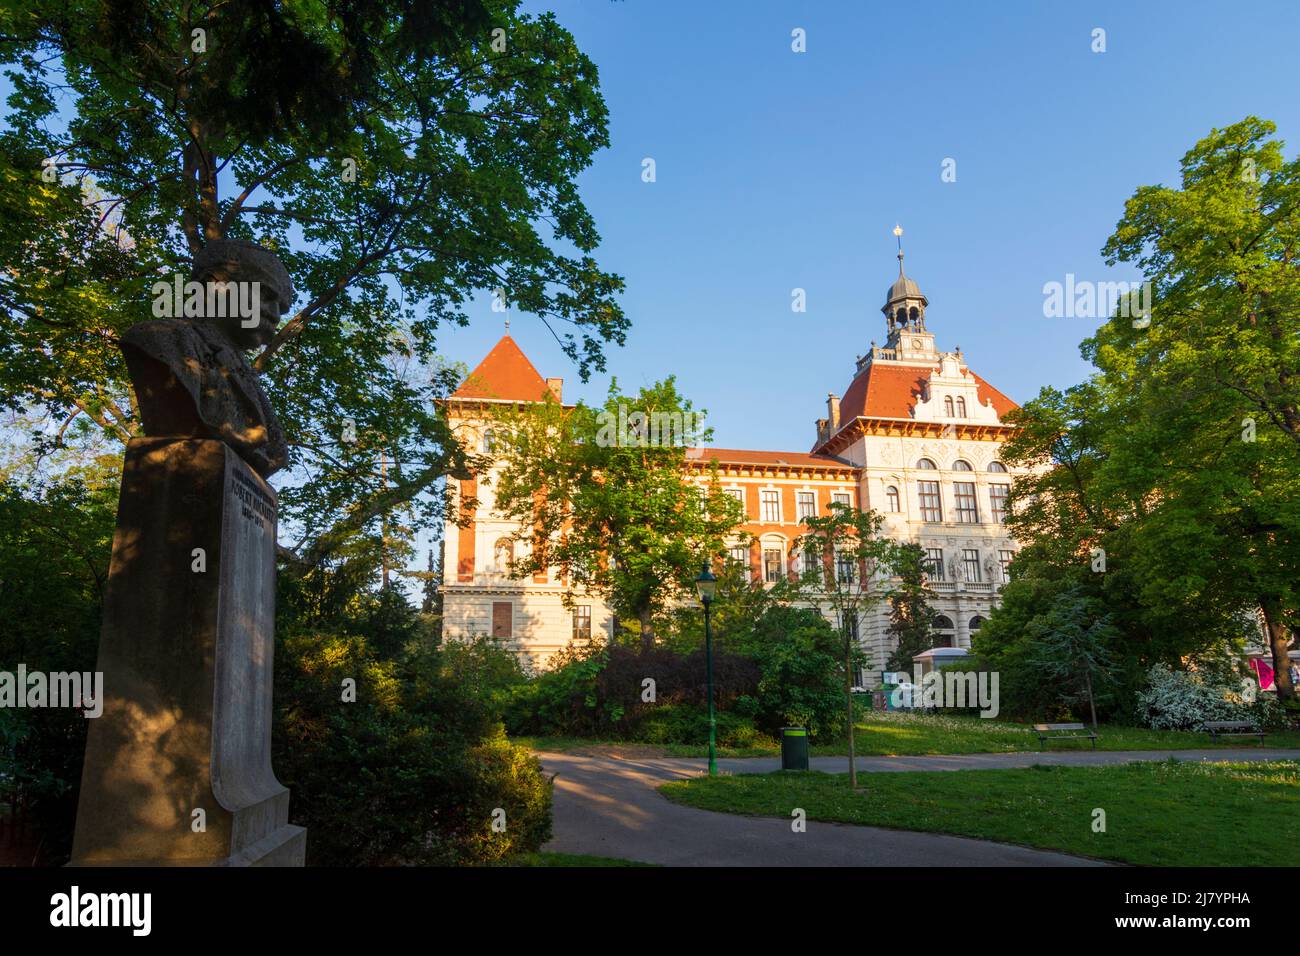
xmin=815 ymin=417 xmax=828 ymax=445
xmin=546 ymin=378 xmax=563 ymax=402
xmin=827 ymin=393 xmax=840 ymax=432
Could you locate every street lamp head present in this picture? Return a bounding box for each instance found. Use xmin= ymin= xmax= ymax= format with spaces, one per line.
xmin=694 ymin=562 xmax=717 ymax=605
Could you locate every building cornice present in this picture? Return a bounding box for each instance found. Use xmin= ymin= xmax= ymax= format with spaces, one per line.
xmin=683 ymin=459 xmax=858 ymax=480
xmin=816 ymin=417 xmax=1018 ymax=455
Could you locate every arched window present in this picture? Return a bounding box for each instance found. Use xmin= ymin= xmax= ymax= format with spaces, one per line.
xmin=952 ymin=459 xmax=972 ymax=471
xmin=969 ymin=615 xmax=985 ymax=632
xmin=943 ymin=396 xmax=954 ymax=416
xmin=909 ymin=306 xmax=920 ymax=325
xmin=481 ymin=428 xmax=496 ymax=454
xmin=885 ymin=485 xmax=900 ymax=512
xmin=932 ymin=615 xmax=954 ymax=649
xmin=917 ymin=458 xmax=937 ymax=470
xmin=956 ymin=397 xmax=967 ymax=417
xmin=895 ymin=308 xmax=907 ymax=325
xmin=988 ymin=461 xmax=1009 ymax=473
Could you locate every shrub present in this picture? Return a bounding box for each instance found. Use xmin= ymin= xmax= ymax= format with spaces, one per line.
xmin=1135 ymin=663 xmax=1283 ymax=731
xmin=0 ymin=479 xmax=116 ymax=865
xmin=503 ymin=642 xmax=762 ymax=740
xmin=502 ymin=645 xmax=614 ymax=737
xmin=439 ymin=633 xmax=532 ymax=720
xmin=735 ymin=606 xmax=845 ymax=740
xmin=635 ymin=704 xmax=764 ymax=748
xmin=274 ymin=606 xmax=552 ymax=866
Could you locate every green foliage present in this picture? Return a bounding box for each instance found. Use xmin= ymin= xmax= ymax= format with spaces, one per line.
xmin=504 ymin=606 xmax=847 ymax=744
xmin=491 ymin=377 xmax=744 ymax=649
xmin=273 ymin=592 xmax=551 ymax=865
xmin=0 ymin=477 xmax=116 ymax=865
xmin=1136 ymin=662 xmax=1285 ymax=732
xmin=661 ymin=554 xmax=775 ymax=656
xmin=884 ymin=543 xmax=936 ymax=674
xmin=732 ymin=606 xmax=846 ymax=740
xmin=504 ymin=644 xmax=613 ymax=738
xmin=636 ymin=704 xmax=764 ymax=749
xmin=0 ymin=0 xmax=626 ymax=574
xmin=996 ymin=117 xmax=1300 ymax=702
xmin=503 ymin=642 xmax=763 ymax=741
xmin=439 ymin=634 xmax=532 ymax=718
xmin=1023 ymin=586 xmax=1120 ymax=726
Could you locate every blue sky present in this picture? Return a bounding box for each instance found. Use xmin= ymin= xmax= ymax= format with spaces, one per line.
xmin=441 ymin=0 xmax=1300 ymax=453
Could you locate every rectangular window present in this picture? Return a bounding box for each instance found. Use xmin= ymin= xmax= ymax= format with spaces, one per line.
xmin=831 ymin=492 xmax=851 ymax=508
xmin=572 ymin=606 xmax=591 ymax=642
xmin=760 ymin=490 xmax=781 ymax=523
xmin=730 ymin=544 xmax=751 ymax=582
xmin=962 ymin=549 xmax=982 ymax=583
xmin=989 ymin=484 xmax=1010 ymax=524
xmin=924 ymin=547 xmax=945 ymax=580
xmin=492 ymin=601 xmax=513 ymax=639
xmin=918 ymin=481 xmax=943 ymax=522
xmin=835 ymin=549 xmax=856 ymax=584
xmin=796 ymin=491 xmax=816 ymax=521
xmin=763 ymin=547 xmax=784 ymax=583
xmin=725 ymin=487 xmax=746 ymax=512
xmin=999 ymin=549 xmax=1014 ymax=583
xmin=954 ymin=482 xmax=979 ymax=524
xmin=803 ymin=543 xmax=822 ymax=579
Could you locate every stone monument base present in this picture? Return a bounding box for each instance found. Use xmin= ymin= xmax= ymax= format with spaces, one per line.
xmin=71 ymin=437 xmax=304 ymax=866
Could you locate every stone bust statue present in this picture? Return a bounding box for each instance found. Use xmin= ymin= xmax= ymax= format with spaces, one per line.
xmin=121 ymin=240 xmax=292 ymax=478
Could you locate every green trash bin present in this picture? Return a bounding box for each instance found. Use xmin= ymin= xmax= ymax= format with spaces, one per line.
xmin=781 ymin=727 xmax=809 ymax=771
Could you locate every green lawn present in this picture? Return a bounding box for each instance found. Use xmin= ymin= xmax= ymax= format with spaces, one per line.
xmin=516 ymin=711 xmax=1300 ymax=758
xmin=660 ymin=759 xmax=1300 ymax=866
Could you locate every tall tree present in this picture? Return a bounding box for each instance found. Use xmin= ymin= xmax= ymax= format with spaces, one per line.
xmin=1025 ymin=587 xmax=1120 ymax=729
xmin=792 ymin=503 xmax=900 ymax=789
xmin=989 ymin=118 xmax=1300 ymax=705
xmin=0 ymin=0 xmax=627 ymax=573
xmin=1093 ymin=116 xmax=1300 ymax=700
xmin=490 ymin=378 xmax=745 ymax=652
xmin=884 ymin=543 xmax=936 ymax=675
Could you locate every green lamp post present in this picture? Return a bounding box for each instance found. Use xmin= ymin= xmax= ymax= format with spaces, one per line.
xmin=695 ymin=562 xmax=718 ymax=776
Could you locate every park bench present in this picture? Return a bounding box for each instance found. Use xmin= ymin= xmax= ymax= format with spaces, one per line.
xmin=1033 ymin=722 xmax=1097 ymax=750
xmin=1202 ymin=720 xmax=1266 ymax=745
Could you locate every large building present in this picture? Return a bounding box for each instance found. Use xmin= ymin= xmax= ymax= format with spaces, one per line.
xmin=440 ymin=251 xmax=1029 ymax=679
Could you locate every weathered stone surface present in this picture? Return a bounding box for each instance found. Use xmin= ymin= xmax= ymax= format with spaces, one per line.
xmin=120 ymin=239 xmax=293 ymax=478
xmin=71 ymin=437 xmax=304 ymax=866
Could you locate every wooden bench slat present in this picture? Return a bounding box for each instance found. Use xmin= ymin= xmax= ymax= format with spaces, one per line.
xmin=1032 ymin=722 xmax=1098 ymax=749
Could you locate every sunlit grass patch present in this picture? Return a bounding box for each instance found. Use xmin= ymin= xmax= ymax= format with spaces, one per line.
xmin=660 ymin=759 xmax=1300 ymax=866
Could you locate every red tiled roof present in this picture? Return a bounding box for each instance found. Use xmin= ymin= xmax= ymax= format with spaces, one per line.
xmin=836 ymin=363 xmax=1018 ymax=422
xmin=687 ymin=447 xmax=856 ymax=469
xmin=450 ymin=335 xmax=552 ymax=402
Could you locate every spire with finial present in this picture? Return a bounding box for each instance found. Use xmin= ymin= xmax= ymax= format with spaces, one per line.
xmin=894 ymin=223 xmax=905 ymax=276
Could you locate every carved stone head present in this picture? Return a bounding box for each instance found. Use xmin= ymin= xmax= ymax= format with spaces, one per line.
xmin=192 ymin=239 xmax=294 ymax=350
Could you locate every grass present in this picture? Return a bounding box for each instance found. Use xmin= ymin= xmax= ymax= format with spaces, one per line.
xmin=516 ymin=711 xmax=1300 ymax=758
xmin=659 ymin=759 xmax=1300 ymax=866
xmin=502 ymin=852 xmax=655 ymax=867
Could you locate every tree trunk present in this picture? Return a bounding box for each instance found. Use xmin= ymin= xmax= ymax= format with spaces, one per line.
xmin=638 ymin=606 xmax=655 ymax=654
xmin=1260 ymin=600 xmax=1295 ymax=702
xmin=845 ymin=632 xmax=857 ymax=789
xmin=1084 ymin=669 xmax=1098 ymax=729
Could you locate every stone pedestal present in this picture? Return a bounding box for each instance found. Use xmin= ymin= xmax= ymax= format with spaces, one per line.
xmin=71 ymin=437 xmax=305 ymax=866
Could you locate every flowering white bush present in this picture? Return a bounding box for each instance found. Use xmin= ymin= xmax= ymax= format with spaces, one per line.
xmin=1136 ymin=663 xmax=1278 ymax=730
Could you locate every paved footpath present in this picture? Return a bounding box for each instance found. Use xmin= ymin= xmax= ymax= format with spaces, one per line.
xmin=539 ymin=748 xmax=1300 ymax=867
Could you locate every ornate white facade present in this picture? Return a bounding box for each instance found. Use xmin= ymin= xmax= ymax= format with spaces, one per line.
xmin=441 ymin=253 xmax=1029 ymax=678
